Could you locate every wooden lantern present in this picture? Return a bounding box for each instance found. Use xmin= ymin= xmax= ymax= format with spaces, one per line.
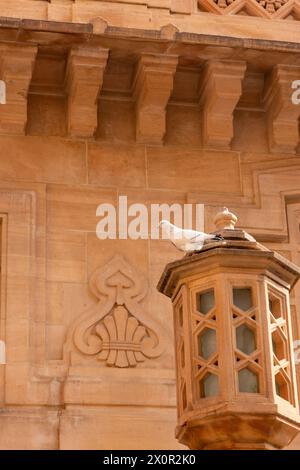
xmin=157 ymin=208 xmax=300 ymax=450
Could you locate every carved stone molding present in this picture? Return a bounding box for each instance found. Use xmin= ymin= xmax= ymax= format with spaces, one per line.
xmin=198 ymin=0 xmax=300 ymax=18
xmin=65 ymin=45 xmax=109 ymax=138
xmin=133 ymin=53 xmax=178 ymax=144
xmin=199 ymin=60 xmax=246 ymax=149
xmin=264 ymin=65 xmax=300 ymax=153
xmin=65 ymin=254 xmax=163 ymax=368
xmin=0 ymin=187 xmax=41 ymax=405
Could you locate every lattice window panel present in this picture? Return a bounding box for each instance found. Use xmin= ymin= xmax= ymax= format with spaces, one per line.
xmin=230 ymin=284 xmax=264 ymax=395
xmin=268 ymin=286 xmax=295 ymax=405
xmin=191 ymin=287 xmax=220 ymax=401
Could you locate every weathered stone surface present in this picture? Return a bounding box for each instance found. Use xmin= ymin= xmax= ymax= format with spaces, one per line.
xmin=146 ymin=147 xmax=241 ymax=192
xmin=0 ymin=408 xmax=59 ymax=450
xmin=0 ymin=136 xmax=86 ymax=184
xmin=60 ymin=406 xmax=183 ymax=450
xmin=88 ymin=143 xmax=146 ymax=188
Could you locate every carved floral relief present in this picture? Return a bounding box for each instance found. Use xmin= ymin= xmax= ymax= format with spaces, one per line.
xmin=64 ymin=254 xmax=163 ymax=368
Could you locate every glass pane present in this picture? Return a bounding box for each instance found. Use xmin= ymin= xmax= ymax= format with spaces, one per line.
xmin=272 ymin=338 xmax=277 ymax=356
xmin=275 ymin=380 xmax=281 ymax=397
xmin=197 ymin=289 xmax=215 ymax=314
xmin=272 ymin=331 xmax=285 ymax=361
xmin=200 ymin=373 xmax=219 ymax=398
xmin=180 ymin=344 xmax=185 ymax=368
xmin=233 ymin=288 xmax=252 ymax=311
xmin=275 ymin=375 xmax=289 ymax=401
xmin=269 ymin=297 xmax=282 ymax=319
xmin=179 ymin=305 xmax=183 ymax=327
xmin=236 ymin=324 xmax=256 ymax=355
xmin=198 ymin=328 xmax=217 ymax=360
xmin=238 ymin=368 xmax=259 ymax=393
xmin=182 ymin=384 xmax=187 ymax=410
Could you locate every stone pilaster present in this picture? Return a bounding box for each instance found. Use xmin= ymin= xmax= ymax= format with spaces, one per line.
xmin=199 ymin=60 xmax=246 ymax=149
xmin=133 ymin=53 xmax=178 ymax=144
xmin=0 ymin=44 xmax=37 ymax=135
xmin=65 ymin=45 xmax=109 ymax=138
xmin=264 ymin=65 xmax=300 ymax=153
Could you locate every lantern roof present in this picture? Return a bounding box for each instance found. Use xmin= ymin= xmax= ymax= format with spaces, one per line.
xmin=157 ymin=208 xmax=300 ymax=298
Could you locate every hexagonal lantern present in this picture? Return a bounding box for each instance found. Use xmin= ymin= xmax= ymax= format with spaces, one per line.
xmin=157 ymin=208 xmax=300 ymax=450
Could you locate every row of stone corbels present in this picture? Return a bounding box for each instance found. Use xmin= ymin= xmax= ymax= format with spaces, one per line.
xmin=65 ymin=46 xmax=181 ymax=142
xmin=0 ymin=43 xmax=111 ymax=139
xmin=0 ymin=43 xmax=179 ymax=142
xmin=66 ymin=47 xmax=181 ymax=143
xmin=62 ymin=50 xmax=300 ymax=152
xmin=0 ymin=42 xmax=178 ymax=142
xmin=1 ymin=42 xmax=300 ymax=152
xmin=199 ymin=60 xmax=300 ymax=153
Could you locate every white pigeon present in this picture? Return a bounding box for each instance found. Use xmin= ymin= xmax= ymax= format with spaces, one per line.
xmin=159 ymin=220 xmax=224 ymax=253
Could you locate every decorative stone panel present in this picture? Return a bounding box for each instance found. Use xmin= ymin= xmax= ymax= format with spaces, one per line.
xmin=64 ymin=254 xmax=163 ymax=368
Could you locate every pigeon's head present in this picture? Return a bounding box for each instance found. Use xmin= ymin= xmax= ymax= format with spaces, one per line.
xmin=158 ymin=220 xmax=172 ymax=230
xmin=158 ymin=220 xmax=174 ymax=235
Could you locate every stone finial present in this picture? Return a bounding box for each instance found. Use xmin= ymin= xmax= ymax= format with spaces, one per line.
xmin=214 ymin=207 xmax=238 ymax=230
xmin=91 ymin=17 xmax=108 ymax=35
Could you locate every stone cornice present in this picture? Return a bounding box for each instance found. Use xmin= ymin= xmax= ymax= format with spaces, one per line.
xmin=0 ymin=15 xmax=299 ymax=52
xmin=0 ymin=16 xmax=300 ymax=70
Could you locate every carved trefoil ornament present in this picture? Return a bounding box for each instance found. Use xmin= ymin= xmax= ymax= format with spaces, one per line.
xmin=65 ymin=254 xmax=163 ymax=368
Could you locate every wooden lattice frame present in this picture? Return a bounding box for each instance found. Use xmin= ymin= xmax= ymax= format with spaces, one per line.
xmin=267 ymin=282 xmax=298 ymax=406
xmin=174 ymin=286 xmax=189 ymax=417
xmin=228 ymin=278 xmax=265 ymax=397
xmin=190 ymin=282 xmax=220 ymax=403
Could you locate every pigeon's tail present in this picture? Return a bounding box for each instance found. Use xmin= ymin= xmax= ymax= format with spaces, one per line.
xmin=212 ymin=234 xmax=224 ymax=241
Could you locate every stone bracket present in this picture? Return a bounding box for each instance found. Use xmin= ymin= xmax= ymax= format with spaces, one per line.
xmin=264 ymin=65 xmax=300 ymax=153
xmin=199 ymin=60 xmax=246 ymax=149
xmin=133 ymin=53 xmax=178 ymax=144
xmin=65 ymin=45 xmax=109 ymax=138
xmin=0 ymin=44 xmax=37 ymax=135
